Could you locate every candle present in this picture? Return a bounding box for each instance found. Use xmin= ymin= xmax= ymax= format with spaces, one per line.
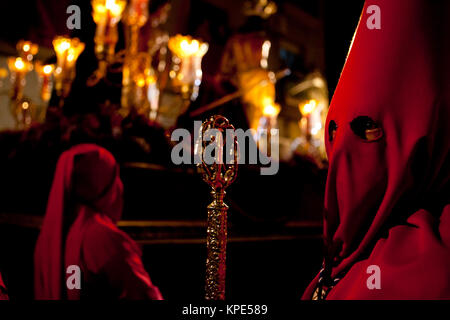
xmin=124 ymin=0 xmax=149 ymax=26
xmin=36 ymin=63 xmax=54 ymax=102
xmin=261 ymin=98 xmax=280 ymax=157
xmin=17 ymin=40 xmax=39 ymax=63
xmin=92 ymin=0 xmax=126 ymax=61
xmin=299 ymin=99 xmax=318 ymax=140
xmin=168 ymin=35 xmax=208 ymax=100
xmin=7 ymin=57 xmax=31 ymax=102
xmin=53 ymin=37 xmax=85 ymax=99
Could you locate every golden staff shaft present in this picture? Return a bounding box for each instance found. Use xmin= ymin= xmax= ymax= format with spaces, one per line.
xmin=205 ymin=189 xmax=228 ymax=300
xmin=198 ymin=115 xmax=238 ymax=300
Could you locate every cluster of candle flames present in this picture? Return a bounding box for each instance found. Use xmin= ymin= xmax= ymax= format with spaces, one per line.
xmin=3 ymin=0 xmax=210 ymax=128
xmin=2 ymin=0 xmax=325 ymax=163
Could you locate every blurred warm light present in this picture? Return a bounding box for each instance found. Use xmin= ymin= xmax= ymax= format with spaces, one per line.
xmin=181 ymin=39 xmax=199 ymax=55
xmin=43 ymin=65 xmax=53 ymax=75
xmin=14 ymin=58 xmax=25 ymax=71
xmin=263 ymin=104 xmax=280 ymax=117
xmin=54 ymin=39 xmax=71 ymax=53
xmin=264 ymin=2 xmax=277 ymax=16
xmin=52 ymin=37 xmax=85 ymax=99
xmin=181 ymin=85 xmax=189 ymax=93
xmin=311 ymin=123 xmax=322 ymax=136
xmin=0 ymin=68 xmax=8 ymax=78
xmin=168 ymin=35 xmax=208 ymax=101
xmin=136 ymin=77 xmax=146 ymax=87
xmin=90 ymin=0 xmax=125 ymax=86
xmin=92 ymin=0 xmax=127 ymax=23
xmin=35 ymin=63 xmax=54 ymax=102
xmin=260 ymin=40 xmax=271 ymax=69
xmin=262 ymin=97 xmax=280 ymax=117
xmin=8 ymin=57 xmax=30 ymax=73
xmin=53 ymin=37 xmax=85 ymax=68
xmin=146 ymin=74 xmax=157 ymax=85
xmin=244 ymin=0 xmax=277 ymax=19
xmin=299 ymin=99 xmax=318 ymax=116
xmin=17 ymin=40 xmax=39 ymax=61
xmin=106 ymin=0 xmax=123 ymax=16
xmin=169 ymin=35 xmax=209 ymax=58
xmin=124 ymin=0 xmax=150 ymax=27
xmin=312 ymin=77 xmax=326 ymax=88
xmin=36 ymin=63 xmax=55 ymax=77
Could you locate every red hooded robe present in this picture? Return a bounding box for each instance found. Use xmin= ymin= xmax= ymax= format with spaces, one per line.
xmin=303 ymin=0 xmax=450 ymax=299
xmin=34 ymin=144 xmax=162 ymax=300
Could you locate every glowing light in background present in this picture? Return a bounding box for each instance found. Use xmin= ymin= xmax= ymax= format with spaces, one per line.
xmin=260 ymin=40 xmax=271 ymax=69
xmin=299 ymin=99 xmax=318 ymax=116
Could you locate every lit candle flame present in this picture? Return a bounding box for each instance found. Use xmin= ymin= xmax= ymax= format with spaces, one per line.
xmin=262 ymin=97 xmax=280 ymax=117
xmin=299 ymin=99 xmax=318 ymax=116
xmin=169 ymin=35 xmax=209 ymax=58
xmin=92 ymin=0 xmax=127 ymax=24
xmin=16 ymin=40 xmax=39 ymax=60
xmin=41 ymin=64 xmax=54 ymax=76
xmin=53 ymin=37 xmax=85 ymax=68
xmin=14 ymin=58 xmax=25 ymax=71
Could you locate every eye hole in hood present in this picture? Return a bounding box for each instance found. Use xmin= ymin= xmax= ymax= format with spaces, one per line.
xmin=350 ymin=116 xmax=383 ymax=142
xmin=328 ymin=120 xmax=337 ymax=142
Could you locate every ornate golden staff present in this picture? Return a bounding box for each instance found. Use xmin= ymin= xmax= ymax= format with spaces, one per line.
xmin=197 ymin=115 xmax=238 ymax=300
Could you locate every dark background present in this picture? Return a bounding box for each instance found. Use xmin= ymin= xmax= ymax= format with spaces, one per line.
xmin=0 ymin=0 xmax=364 ymax=300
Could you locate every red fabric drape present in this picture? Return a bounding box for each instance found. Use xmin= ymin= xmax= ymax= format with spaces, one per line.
xmin=303 ymin=0 xmax=450 ymax=299
xmin=0 ymin=273 xmax=8 ymax=300
xmin=34 ymin=144 xmax=162 ymax=300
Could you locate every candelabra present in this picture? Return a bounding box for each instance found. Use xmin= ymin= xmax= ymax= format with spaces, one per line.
xmin=2 ymin=37 xmax=85 ymax=128
xmin=168 ymin=35 xmax=209 ymax=103
xmin=196 ymin=115 xmax=238 ymax=300
xmin=53 ymin=37 xmax=85 ymax=102
xmin=89 ymin=0 xmax=127 ymax=85
xmin=8 ymin=57 xmax=31 ymax=104
xmin=299 ymin=99 xmax=317 ymax=140
xmin=290 ymin=72 xmax=329 ymax=162
xmin=35 ymin=62 xmax=55 ymax=103
xmin=2 ymin=5 xmax=210 ymax=129
xmin=16 ymin=40 xmax=39 ymax=63
xmin=5 ymin=41 xmax=39 ymax=128
xmin=121 ymin=0 xmax=151 ymax=115
xmin=259 ymin=97 xmax=280 ymax=157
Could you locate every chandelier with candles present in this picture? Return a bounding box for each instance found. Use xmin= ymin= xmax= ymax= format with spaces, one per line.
xmin=1 ymin=0 xmax=328 ymax=165
xmin=2 ymin=0 xmax=208 ymax=130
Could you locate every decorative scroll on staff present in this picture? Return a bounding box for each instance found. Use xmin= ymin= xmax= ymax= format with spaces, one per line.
xmin=196 ymin=115 xmax=238 ymax=300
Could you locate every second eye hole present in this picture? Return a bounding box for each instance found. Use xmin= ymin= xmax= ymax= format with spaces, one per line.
xmin=328 ymin=120 xmax=337 ymax=142
xmin=328 ymin=117 xmax=383 ymax=142
xmin=350 ymin=116 xmax=383 ymax=142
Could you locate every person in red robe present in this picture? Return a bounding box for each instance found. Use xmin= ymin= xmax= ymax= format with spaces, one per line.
xmin=303 ymin=0 xmax=450 ymax=299
xmin=34 ymin=144 xmax=163 ymax=300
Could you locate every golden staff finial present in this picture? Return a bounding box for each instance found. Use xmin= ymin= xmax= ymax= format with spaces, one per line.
xmin=197 ymin=115 xmax=238 ymax=300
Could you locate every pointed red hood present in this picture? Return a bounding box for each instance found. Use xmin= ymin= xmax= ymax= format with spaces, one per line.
xmin=304 ymin=0 xmax=450 ymax=299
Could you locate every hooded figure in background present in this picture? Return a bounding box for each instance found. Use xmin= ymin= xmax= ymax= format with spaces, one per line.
xmin=303 ymin=0 xmax=450 ymax=299
xmin=35 ymin=144 xmax=162 ymax=300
